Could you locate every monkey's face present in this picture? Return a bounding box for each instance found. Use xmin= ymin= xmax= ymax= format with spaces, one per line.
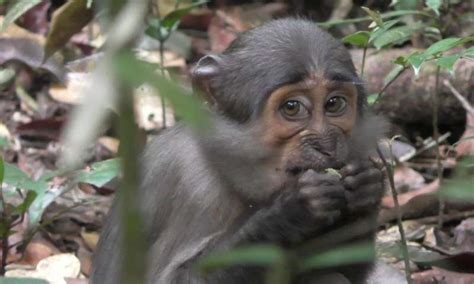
xmin=259 ymin=76 xmax=358 ymax=176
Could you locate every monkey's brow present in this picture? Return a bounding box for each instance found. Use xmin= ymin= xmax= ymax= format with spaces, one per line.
xmin=325 ymin=72 xmax=365 ymax=86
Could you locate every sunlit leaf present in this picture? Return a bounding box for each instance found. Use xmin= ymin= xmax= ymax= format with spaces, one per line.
xmin=361 ymin=6 xmax=383 ymax=27
xmin=301 ymin=242 xmax=374 ymax=271
xmin=3 ymin=163 xmax=48 ymax=193
xmin=114 ymin=51 xmax=209 ymax=129
xmin=424 ymin=37 xmax=462 ymax=56
xmin=367 ymin=93 xmax=379 ymax=105
xmin=198 ymin=245 xmax=285 ymax=273
xmin=435 ymin=54 xmax=461 ymax=73
xmin=406 ymin=52 xmax=426 ymax=76
xmin=75 ymin=158 xmax=121 ymax=187
xmin=87 ymin=0 xmax=94 ymax=8
xmin=463 ymin=46 xmax=474 ymax=57
xmin=369 ymin=19 xmax=399 ymax=44
xmin=383 ymin=65 xmax=406 ymax=86
xmin=373 ymin=23 xmax=425 ymax=49
xmin=2 ymin=0 xmax=42 ymax=31
xmin=342 ymin=31 xmax=370 ymax=47
xmin=44 ymin=0 xmax=94 ymax=60
xmin=426 ymin=0 xmax=442 ymax=15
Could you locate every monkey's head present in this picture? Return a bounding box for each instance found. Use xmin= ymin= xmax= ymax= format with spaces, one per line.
xmin=193 ymin=19 xmax=376 ymax=180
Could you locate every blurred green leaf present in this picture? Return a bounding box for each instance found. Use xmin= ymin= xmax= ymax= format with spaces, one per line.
xmin=342 ymin=31 xmax=370 ymax=47
xmin=369 ymin=19 xmax=399 ymax=43
xmin=0 ymin=68 xmax=15 ymax=89
xmin=393 ymin=56 xmax=408 ymax=66
xmin=0 ymin=137 xmax=7 ymax=146
xmin=75 ymin=158 xmax=121 ymax=187
xmin=146 ymin=1 xmax=206 ymax=42
xmin=435 ymin=54 xmax=461 ymax=73
xmin=424 ymin=37 xmax=462 ymax=56
xmin=373 ymin=23 xmax=425 ymax=49
xmin=12 ymin=190 xmax=37 ymax=215
xmin=426 ymin=0 xmax=442 ymax=15
xmin=361 ymin=6 xmax=383 ymax=27
xmin=3 ymin=163 xmax=48 ymax=193
xmin=0 ymin=278 xmax=49 ymax=284
xmin=1 ymin=0 xmax=42 ymax=31
xmin=198 ymin=245 xmax=285 ymax=273
xmin=44 ymin=0 xmax=94 ymax=60
xmin=161 ymin=0 xmax=207 ymax=29
xmin=301 ymin=242 xmax=374 ymax=271
xmin=367 ymin=93 xmax=379 ymax=105
xmin=406 ymin=52 xmax=426 ymax=75
xmin=440 ymin=157 xmax=474 ymax=201
xmin=87 ymin=0 xmax=94 ymax=8
xmin=114 ymin=51 xmax=209 ymax=129
xmin=384 ymin=65 xmax=406 ymax=86
xmin=0 ymin=154 xmax=4 ymax=184
xmin=463 ymin=46 xmax=474 ymax=57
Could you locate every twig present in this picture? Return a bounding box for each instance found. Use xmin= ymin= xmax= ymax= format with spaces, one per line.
xmin=361 ymin=46 xmax=367 ymax=78
xmin=376 ymin=146 xmax=412 ymax=284
xmin=0 ymin=186 xmax=8 ymax=275
xmin=432 ymin=66 xmax=444 ymax=229
xmin=376 ymin=66 xmax=407 ymax=101
xmin=443 ymin=79 xmax=474 ymax=114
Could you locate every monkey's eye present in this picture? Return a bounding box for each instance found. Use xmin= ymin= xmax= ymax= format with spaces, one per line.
xmin=280 ymin=100 xmax=309 ymax=119
xmin=325 ymin=96 xmax=347 ymax=115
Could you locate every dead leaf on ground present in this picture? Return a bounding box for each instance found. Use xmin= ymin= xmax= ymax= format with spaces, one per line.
xmin=44 ymin=0 xmax=94 ymax=61
xmin=382 ymin=179 xmax=440 ymax=208
xmin=412 ymin=267 xmax=474 ymax=284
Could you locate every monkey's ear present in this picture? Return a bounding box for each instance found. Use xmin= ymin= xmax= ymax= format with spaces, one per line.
xmin=192 ymin=54 xmax=223 ymax=106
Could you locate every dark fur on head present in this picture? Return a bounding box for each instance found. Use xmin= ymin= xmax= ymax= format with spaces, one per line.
xmin=193 ymin=18 xmax=366 ymax=123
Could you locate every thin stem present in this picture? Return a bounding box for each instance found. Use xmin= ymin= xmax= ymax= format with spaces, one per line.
xmin=0 ymin=186 xmax=8 ymax=275
xmin=376 ymin=146 xmax=412 ymax=284
xmin=360 ymin=46 xmax=367 ymax=78
xmin=159 ymin=41 xmax=167 ymax=129
xmin=376 ymin=66 xmax=407 ymax=102
xmin=433 ymin=66 xmax=444 ymax=228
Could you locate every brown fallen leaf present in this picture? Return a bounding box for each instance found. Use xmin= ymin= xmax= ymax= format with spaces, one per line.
xmin=44 ymin=0 xmax=94 ymax=61
xmin=382 ymin=179 xmax=440 ymax=208
xmin=412 ymin=267 xmax=474 ymax=284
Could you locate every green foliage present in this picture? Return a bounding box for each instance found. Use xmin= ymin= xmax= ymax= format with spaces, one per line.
xmin=440 ymin=157 xmax=474 ymax=202
xmin=301 ymin=242 xmax=374 ymax=271
xmin=75 ymin=158 xmax=121 ymax=187
xmin=0 ymin=278 xmax=48 ymax=284
xmin=198 ymin=245 xmax=285 ymax=273
xmin=146 ymin=0 xmax=207 ymax=42
xmin=1 ymin=0 xmax=42 ymax=31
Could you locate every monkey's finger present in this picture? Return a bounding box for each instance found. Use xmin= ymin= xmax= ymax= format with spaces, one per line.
xmin=298 ymin=170 xmax=340 ymax=187
xmin=343 ymin=168 xmax=383 ymax=190
xmin=300 ymin=185 xmax=345 ymax=200
xmin=340 ymin=161 xmax=373 ymax=177
xmin=345 ymin=185 xmax=383 ymax=211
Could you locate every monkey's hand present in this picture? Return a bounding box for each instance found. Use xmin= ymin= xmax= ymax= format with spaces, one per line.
xmin=295 ymin=170 xmax=346 ymax=227
xmin=341 ymin=161 xmax=384 ymax=215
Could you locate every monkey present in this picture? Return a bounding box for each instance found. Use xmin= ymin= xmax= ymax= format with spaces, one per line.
xmin=91 ymin=18 xmax=401 ymax=283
